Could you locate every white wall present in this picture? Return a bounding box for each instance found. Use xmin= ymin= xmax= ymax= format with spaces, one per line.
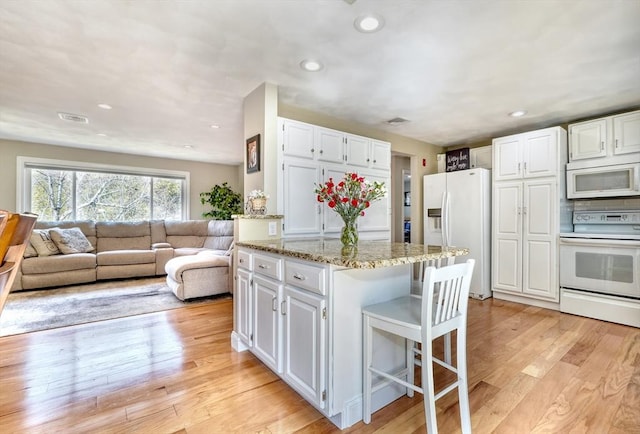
xmin=0 ymin=138 xmax=243 ymax=219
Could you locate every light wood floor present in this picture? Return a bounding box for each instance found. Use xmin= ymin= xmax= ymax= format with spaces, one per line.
xmin=1 ymin=296 xmax=638 ymax=433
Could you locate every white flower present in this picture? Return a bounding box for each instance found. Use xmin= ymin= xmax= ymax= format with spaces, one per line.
xmin=248 ymin=189 xmax=269 ymax=199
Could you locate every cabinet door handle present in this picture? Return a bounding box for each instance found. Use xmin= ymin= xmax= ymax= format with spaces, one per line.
xmin=319 ymin=149 xmax=323 ymax=154
xmin=524 ymin=162 xmax=527 ymax=171
xmin=601 ymin=141 xmax=605 ymax=151
xmin=281 ymin=300 xmax=287 ymax=315
xmin=373 ymin=159 xmax=377 ymax=163
xmin=258 ymin=264 xmax=270 ymax=269
xmin=293 ymin=273 xmax=306 ymax=281
xmin=366 ymin=158 xmax=370 ymax=162
xmin=311 ymin=148 xmax=315 ymax=153
xmin=615 ymin=139 xmax=619 ymax=148
xmin=272 ymin=297 xmax=277 ymax=311
xmin=518 ymin=206 xmax=521 ymax=215
xmin=239 ymin=258 xmax=244 ymax=263
xmin=517 ymin=162 xmax=521 ymax=173
xmin=523 ymin=206 xmax=527 ymax=215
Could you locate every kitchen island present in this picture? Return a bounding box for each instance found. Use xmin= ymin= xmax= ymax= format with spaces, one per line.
xmin=231 ymin=239 xmax=468 ymax=429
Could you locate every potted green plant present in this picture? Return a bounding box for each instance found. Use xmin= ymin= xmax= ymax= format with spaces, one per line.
xmin=199 ymin=182 xmax=243 ymax=220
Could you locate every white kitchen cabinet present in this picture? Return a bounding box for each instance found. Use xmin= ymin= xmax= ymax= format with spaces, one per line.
xmin=569 ymin=109 xmax=640 ymax=161
xmin=283 ymin=284 xmax=326 ymax=409
xmin=282 ymin=158 xmax=322 ymax=235
xmin=233 ymin=247 xmax=329 ymax=415
xmin=235 ymin=267 xmax=253 ymax=348
xmin=492 ymin=126 xmax=568 ymax=309
xmin=316 ymin=127 xmax=345 ymax=164
xmin=493 ymin=127 xmax=561 ymax=181
xmin=492 ymin=180 xmax=558 ymax=301
xmin=282 ymin=118 xmax=315 ymax=159
xmin=278 ymin=117 xmax=391 ymax=239
xmin=370 ymin=139 xmax=391 ymax=170
xmin=252 ymin=274 xmax=283 ymax=373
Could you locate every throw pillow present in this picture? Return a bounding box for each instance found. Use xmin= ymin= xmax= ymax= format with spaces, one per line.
xmin=30 ymin=228 xmax=61 ymax=257
xmin=23 ymin=242 xmax=37 ymax=258
xmin=49 ymin=227 xmax=94 ymax=254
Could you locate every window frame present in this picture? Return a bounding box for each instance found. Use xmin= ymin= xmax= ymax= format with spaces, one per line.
xmin=17 ymin=156 xmax=190 ymax=220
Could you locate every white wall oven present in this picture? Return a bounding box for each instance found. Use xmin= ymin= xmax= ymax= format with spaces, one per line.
xmin=560 ymin=210 xmax=640 ymax=328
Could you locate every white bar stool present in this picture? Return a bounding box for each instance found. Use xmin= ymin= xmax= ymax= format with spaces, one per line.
xmin=362 ymin=259 xmax=475 ymax=433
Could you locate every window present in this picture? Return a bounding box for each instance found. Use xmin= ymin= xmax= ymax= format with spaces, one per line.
xmin=18 ymin=157 xmax=189 ymax=221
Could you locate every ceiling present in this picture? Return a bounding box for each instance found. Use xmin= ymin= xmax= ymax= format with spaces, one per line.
xmin=1 ymin=1 xmax=639 ymax=165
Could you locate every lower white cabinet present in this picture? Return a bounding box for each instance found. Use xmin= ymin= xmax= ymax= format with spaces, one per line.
xmin=235 ymin=268 xmax=252 ymax=346
xmin=252 ymin=274 xmax=282 ymax=373
xmin=235 ymin=247 xmax=328 ymax=410
xmin=282 ymin=285 xmax=326 ymax=408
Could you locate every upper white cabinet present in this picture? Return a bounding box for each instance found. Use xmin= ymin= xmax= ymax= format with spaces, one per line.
xmin=493 ymin=127 xmax=561 ymax=181
xmin=282 ymin=119 xmax=315 ymax=159
xmin=282 ymin=118 xmax=391 ymax=171
xmin=279 ymin=117 xmax=391 ymax=239
xmin=569 ymin=110 xmax=640 ymax=161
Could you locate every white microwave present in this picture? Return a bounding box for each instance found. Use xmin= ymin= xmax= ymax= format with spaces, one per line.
xmin=567 ymin=162 xmax=640 ymax=199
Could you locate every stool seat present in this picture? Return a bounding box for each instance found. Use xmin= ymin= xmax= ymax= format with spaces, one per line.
xmin=165 ymin=251 xmax=231 ymax=300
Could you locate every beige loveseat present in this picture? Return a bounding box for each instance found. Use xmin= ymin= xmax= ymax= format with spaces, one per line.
xmin=14 ymin=219 xmax=234 ymax=293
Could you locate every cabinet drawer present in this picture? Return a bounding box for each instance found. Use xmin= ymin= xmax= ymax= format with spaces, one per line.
xmin=253 ymin=253 xmax=282 ymax=281
xmin=285 ymin=260 xmax=326 ymax=295
xmin=237 ymin=250 xmax=252 ymax=270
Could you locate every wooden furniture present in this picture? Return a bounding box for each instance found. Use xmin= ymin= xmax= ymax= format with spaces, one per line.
xmin=362 ymin=260 xmax=475 ymax=433
xmin=491 ymin=126 xmax=571 ymax=310
xmin=0 ymin=211 xmax=37 ymax=314
xmin=232 ymin=238 xmax=469 ymax=429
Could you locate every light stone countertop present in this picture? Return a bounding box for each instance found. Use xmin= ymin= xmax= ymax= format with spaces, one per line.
xmin=236 ymin=238 xmax=469 ymax=269
xmin=232 ymin=214 xmax=284 ymax=219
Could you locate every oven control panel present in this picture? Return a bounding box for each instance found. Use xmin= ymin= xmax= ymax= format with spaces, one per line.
xmin=573 ymin=211 xmax=640 ymax=224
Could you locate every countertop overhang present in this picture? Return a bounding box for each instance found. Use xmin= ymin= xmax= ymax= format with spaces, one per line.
xmin=236 ymin=238 xmax=469 ymax=269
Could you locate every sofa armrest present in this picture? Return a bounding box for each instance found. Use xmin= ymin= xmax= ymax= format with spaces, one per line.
xmin=152 ymin=242 xmax=172 ymax=249
xmin=155 ymin=247 xmax=174 ymax=275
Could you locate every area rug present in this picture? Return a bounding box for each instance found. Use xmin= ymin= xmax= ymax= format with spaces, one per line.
xmin=0 ymin=277 xmax=230 ymax=337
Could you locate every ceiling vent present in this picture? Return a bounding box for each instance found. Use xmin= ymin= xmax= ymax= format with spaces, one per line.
xmin=386 ymin=117 xmax=409 ymax=125
xmin=58 ymin=112 xmax=89 ymax=123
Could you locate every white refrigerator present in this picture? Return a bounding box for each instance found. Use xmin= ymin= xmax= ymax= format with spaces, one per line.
xmin=424 ymin=168 xmax=492 ymax=299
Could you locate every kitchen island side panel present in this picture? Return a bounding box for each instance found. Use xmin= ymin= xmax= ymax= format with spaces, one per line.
xmin=329 ymin=263 xmax=411 ymax=427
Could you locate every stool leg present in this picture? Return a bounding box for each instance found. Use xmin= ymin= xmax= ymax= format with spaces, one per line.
xmin=422 ymin=338 xmax=438 ymax=434
xmin=363 ymin=314 xmax=373 ymax=424
xmin=444 ymin=332 xmax=452 ymax=365
xmin=406 ymin=339 xmax=414 ymax=398
xmin=457 ymin=326 xmax=471 ymax=434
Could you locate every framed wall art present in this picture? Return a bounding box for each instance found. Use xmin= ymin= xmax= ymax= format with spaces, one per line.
xmin=246 ymin=134 xmax=260 ymax=174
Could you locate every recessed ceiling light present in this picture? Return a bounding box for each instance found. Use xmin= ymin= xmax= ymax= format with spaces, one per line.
xmin=300 ymin=59 xmax=323 ymax=72
xmin=184 ymin=145 xmax=193 ymax=149
xmin=96 ymin=133 xmax=108 ymax=137
xmin=509 ymin=110 xmax=527 ymax=117
xmin=354 ymin=14 xmax=385 ymax=33
xmin=210 ymin=124 xmax=220 ymax=129
xmin=97 ymin=103 xmax=112 ymax=110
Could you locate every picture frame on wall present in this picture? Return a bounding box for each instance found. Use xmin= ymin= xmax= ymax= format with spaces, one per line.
xmin=246 ymin=134 xmax=260 ymax=174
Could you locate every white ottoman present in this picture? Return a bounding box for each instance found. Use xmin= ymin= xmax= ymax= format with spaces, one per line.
xmin=165 ymin=251 xmax=231 ymax=300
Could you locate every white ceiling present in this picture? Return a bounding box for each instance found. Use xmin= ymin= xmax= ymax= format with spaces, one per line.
xmin=1 ymin=0 xmax=639 ymax=165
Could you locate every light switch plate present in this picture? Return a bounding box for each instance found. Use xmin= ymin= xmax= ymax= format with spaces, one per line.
xmin=268 ymin=221 xmax=277 ymax=236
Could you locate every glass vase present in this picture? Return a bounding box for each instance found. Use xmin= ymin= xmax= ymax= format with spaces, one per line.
xmin=340 ymin=217 xmax=359 ymax=247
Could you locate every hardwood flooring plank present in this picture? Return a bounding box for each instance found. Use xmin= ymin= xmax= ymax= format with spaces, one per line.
xmin=1 ymin=294 xmax=639 ymax=433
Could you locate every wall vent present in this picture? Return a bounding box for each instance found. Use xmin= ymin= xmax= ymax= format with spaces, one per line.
xmin=58 ymin=112 xmax=89 ymax=123
xmin=386 ymin=117 xmax=409 ymax=125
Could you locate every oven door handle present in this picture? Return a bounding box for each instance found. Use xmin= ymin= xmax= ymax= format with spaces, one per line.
xmin=560 ymin=237 xmax=640 ymax=247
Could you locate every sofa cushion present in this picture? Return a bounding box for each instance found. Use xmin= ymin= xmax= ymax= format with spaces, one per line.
xmin=30 ymin=228 xmax=61 ymax=257
xmin=96 ymin=221 xmax=150 ymax=238
xmin=23 ymin=242 xmax=37 ymax=258
xmin=21 ymin=253 xmax=96 ymax=274
xmin=164 ymin=220 xmax=208 ymax=236
xmin=97 ymin=250 xmax=156 ymax=266
xmin=203 ymin=220 xmax=234 ymax=250
xmin=50 ymin=227 xmax=94 ymax=254
xmin=97 ymin=236 xmax=152 ymax=252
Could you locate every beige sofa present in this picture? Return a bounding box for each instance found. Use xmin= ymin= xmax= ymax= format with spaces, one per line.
xmin=14 ymin=219 xmax=234 ymax=293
